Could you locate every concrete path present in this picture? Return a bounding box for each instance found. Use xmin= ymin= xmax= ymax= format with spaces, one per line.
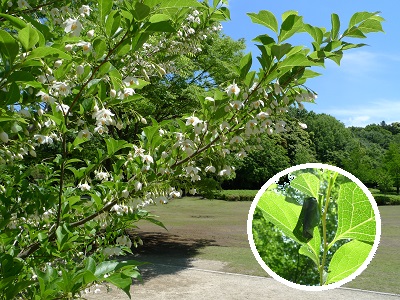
xmin=84 ymin=257 xmax=400 ymax=300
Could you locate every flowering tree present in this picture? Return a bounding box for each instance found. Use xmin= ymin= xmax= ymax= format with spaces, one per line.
xmin=0 ymin=0 xmax=383 ymax=298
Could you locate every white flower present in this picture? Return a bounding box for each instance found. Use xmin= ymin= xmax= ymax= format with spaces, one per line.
xmin=34 ymin=134 xmax=53 ymax=145
xmin=274 ymin=81 xmax=282 ymax=95
xmin=219 ymin=121 xmax=230 ymax=131
xmin=226 ymin=83 xmax=240 ymax=97
xmin=142 ymin=154 xmax=154 ymax=164
xmin=169 ymin=190 xmax=181 ymax=198
xmin=134 ymin=181 xmax=143 ymax=191
xmin=121 ymin=189 xmax=129 ymax=198
xmin=77 ymin=182 xmax=91 ymax=191
xmin=186 ymin=116 xmax=202 ymax=126
xmin=64 ymin=18 xmax=83 ymax=37
xmin=79 ymin=5 xmax=91 ymax=17
xmin=118 ymin=88 xmax=135 ymax=99
xmin=110 ymin=89 xmax=117 ymax=98
xmin=94 ymin=125 xmax=107 ymax=135
xmin=95 ymin=170 xmax=109 ymax=181
xmin=133 ymin=145 xmax=145 ymax=157
xmin=230 ymin=100 xmax=243 ymax=110
xmin=189 ymin=188 xmax=197 ymax=195
xmin=52 ymin=82 xmax=71 ymax=97
xmin=257 ymin=112 xmax=269 ymax=120
xmin=116 ymin=121 xmax=123 ymax=130
xmin=76 ymin=41 xmax=92 ymax=54
xmin=94 ymin=288 xmax=101 ymax=294
xmin=156 ymin=195 xmax=169 ymax=204
xmin=205 ymin=96 xmax=215 ymax=102
xmin=205 ymin=165 xmax=216 ymax=173
xmin=56 ymin=103 xmax=70 ymax=115
xmin=230 ymin=136 xmax=243 ymax=144
xmin=299 ymin=122 xmax=307 ymax=129
xmin=78 ymin=128 xmax=92 ymax=139
xmin=36 ymin=91 xmax=56 ymax=104
xmin=123 ymin=76 xmax=139 ymax=87
xmin=103 ymin=246 xmax=122 ymax=257
xmin=17 ymin=0 xmax=30 ymax=8
xmin=19 ymin=109 xmax=31 ymax=118
xmin=250 ymin=100 xmax=264 ymax=109
xmin=116 ymin=235 xmax=132 ymax=248
xmin=0 ymin=132 xmax=9 ymax=143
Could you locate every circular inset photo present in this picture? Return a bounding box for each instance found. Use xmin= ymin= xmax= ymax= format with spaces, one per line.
xmin=247 ymin=163 xmax=381 ymax=291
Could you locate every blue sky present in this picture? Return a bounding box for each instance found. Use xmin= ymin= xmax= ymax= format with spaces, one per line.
xmin=221 ymin=0 xmax=400 ymax=127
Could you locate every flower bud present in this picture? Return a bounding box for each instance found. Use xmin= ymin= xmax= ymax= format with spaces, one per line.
xmin=110 ymin=89 xmax=117 ymax=98
xmin=65 ymin=44 xmax=73 ymax=51
xmin=140 ymin=117 xmax=147 ymax=124
xmin=54 ymin=60 xmax=63 ymax=68
xmin=87 ymin=29 xmax=95 ymax=38
xmin=76 ymin=65 xmax=84 ymax=75
xmin=0 ymin=131 xmax=9 ymax=143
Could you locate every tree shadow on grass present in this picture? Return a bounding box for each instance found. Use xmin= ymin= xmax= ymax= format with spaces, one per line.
xmin=125 ymin=231 xmax=217 ymax=282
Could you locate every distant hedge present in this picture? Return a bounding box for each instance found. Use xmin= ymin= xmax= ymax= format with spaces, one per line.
xmin=370 ymin=189 xmax=400 ymax=205
xmin=208 ymin=190 xmax=258 ymax=201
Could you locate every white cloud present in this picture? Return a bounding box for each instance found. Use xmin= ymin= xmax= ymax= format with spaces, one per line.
xmin=325 ymin=99 xmax=400 ymax=127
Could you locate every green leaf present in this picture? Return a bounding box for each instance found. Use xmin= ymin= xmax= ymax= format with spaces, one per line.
xmin=279 ymin=53 xmax=321 ymax=68
xmin=271 ymin=43 xmax=291 ymax=60
xmin=247 ymin=10 xmax=278 ymax=34
xmin=105 ymin=273 xmax=132 ymax=297
xmin=105 ymin=10 xmax=122 ymax=37
xmin=331 ymin=13 xmax=340 ymax=40
xmin=146 ymin=15 xmax=175 ymax=32
xmin=290 ymin=173 xmax=320 ymax=198
xmin=358 ymin=19 xmax=384 ymax=34
xmin=239 ymin=52 xmax=252 ymax=79
xmin=105 ymin=138 xmax=132 ymax=156
xmin=18 ymin=26 xmax=39 ymax=50
xmin=256 ymin=191 xmax=303 ymax=244
xmin=279 ymin=13 xmax=303 ymax=43
xmin=0 ymin=13 xmax=27 ymax=29
xmin=298 ymin=225 xmax=321 ymax=267
xmin=27 ymin=47 xmax=72 ymax=60
xmin=349 ymin=11 xmax=380 ymax=28
xmin=6 ymin=71 xmax=35 ymax=83
xmin=326 ymin=240 xmax=372 ymax=284
xmin=0 ymin=30 xmax=19 ymax=64
xmin=98 ymin=0 xmax=112 ymax=24
xmin=303 ymin=24 xmax=323 ymax=45
xmin=93 ymin=38 xmax=107 ymax=60
xmin=330 ymin=182 xmax=376 ymax=245
xmin=132 ymin=2 xmax=150 ymax=20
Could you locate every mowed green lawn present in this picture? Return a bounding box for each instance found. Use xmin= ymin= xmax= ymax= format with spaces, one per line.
xmin=135 ymin=197 xmax=400 ymax=294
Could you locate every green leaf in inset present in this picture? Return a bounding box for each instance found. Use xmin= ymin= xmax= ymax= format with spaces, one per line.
xmin=105 ymin=273 xmax=132 ymax=297
xmin=0 ymin=30 xmax=19 ymax=64
xmin=18 ymin=26 xmax=39 ymax=50
xmin=0 ymin=13 xmax=27 ymax=29
xmin=271 ymin=43 xmax=291 ymax=60
xmin=98 ymin=0 xmax=112 ymax=24
xmin=247 ymin=10 xmax=278 ymax=34
xmin=358 ymin=19 xmax=384 ymax=34
xmin=256 ymin=191 xmax=303 ymax=244
xmin=331 ymin=13 xmax=340 ymax=40
xmin=326 ymin=240 xmax=372 ymax=284
xmin=330 ymin=182 xmax=375 ymax=245
xmin=298 ymin=225 xmax=321 ymax=267
xmin=279 ymin=13 xmax=303 ymax=43
xmin=146 ymin=15 xmax=175 ymax=32
xmin=303 ymin=24 xmax=324 ymax=45
xmin=290 ymin=173 xmax=320 ymax=198
xmin=105 ymin=138 xmax=132 ymax=156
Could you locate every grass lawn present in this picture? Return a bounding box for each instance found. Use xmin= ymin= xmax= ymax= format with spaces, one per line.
xmin=133 ymin=197 xmax=400 ymax=294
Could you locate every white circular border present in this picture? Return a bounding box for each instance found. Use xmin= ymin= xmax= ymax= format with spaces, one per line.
xmin=247 ymin=163 xmax=381 ymax=291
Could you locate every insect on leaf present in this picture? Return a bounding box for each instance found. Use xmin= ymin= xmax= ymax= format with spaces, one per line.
xmin=293 ymin=197 xmax=320 ymax=243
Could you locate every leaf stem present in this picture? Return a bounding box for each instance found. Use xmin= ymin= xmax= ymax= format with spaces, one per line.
xmin=319 ymin=170 xmax=338 ymax=285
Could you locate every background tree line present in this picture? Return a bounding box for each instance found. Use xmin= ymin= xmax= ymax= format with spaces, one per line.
xmin=223 ymin=109 xmax=400 ymax=194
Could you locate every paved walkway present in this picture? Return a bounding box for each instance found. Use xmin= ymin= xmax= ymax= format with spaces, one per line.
xmin=84 ymin=258 xmax=400 ymax=300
